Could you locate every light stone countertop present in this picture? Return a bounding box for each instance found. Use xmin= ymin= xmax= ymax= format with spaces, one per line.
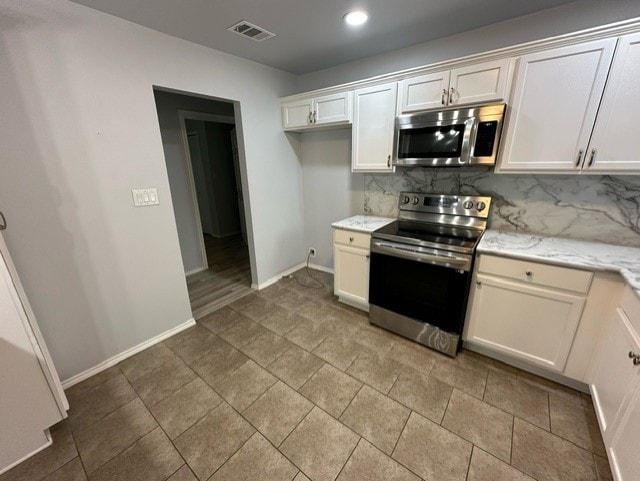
xmin=478 ymin=230 xmax=640 ymax=294
xmin=331 ymin=215 xmax=395 ymax=234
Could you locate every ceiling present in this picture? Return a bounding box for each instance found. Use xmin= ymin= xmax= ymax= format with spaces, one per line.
xmin=70 ymin=0 xmax=578 ymax=74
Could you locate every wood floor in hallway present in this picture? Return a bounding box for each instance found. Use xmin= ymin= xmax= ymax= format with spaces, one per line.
xmin=187 ymin=234 xmax=252 ymax=319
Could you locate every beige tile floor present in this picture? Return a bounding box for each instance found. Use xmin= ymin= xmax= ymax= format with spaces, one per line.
xmin=1 ymin=269 xmax=612 ymax=481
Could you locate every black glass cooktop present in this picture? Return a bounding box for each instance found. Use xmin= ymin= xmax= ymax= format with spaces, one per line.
xmin=372 ymin=220 xmax=481 ymax=251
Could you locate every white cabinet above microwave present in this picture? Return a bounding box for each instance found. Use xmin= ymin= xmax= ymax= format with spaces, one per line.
xmin=397 ymin=58 xmax=512 ymax=114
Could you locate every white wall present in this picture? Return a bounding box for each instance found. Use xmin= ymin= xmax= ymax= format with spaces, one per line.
xmin=300 ymin=130 xmax=364 ymax=269
xmin=0 ymin=0 xmax=303 ymax=381
xmin=298 ymin=0 xmax=640 ymax=91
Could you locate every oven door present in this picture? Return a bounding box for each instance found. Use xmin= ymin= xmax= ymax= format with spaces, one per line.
xmin=394 ymin=117 xmax=475 ymax=167
xmin=369 ymin=241 xmax=472 ymax=356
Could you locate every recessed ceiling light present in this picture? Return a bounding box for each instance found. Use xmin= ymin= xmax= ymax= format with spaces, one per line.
xmin=343 ymin=10 xmax=369 ymax=27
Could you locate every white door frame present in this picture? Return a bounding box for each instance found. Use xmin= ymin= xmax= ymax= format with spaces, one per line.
xmin=177 ymin=110 xmax=235 ymax=275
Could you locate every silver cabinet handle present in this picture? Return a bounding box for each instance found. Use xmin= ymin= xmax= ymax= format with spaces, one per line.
xmin=575 ymin=149 xmax=584 ymax=167
xmin=387 ymin=155 xmax=391 ymax=168
xmin=308 ymin=112 xmax=313 ymax=124
xmin=313 ymin=111 xmax=317 ymax=124
xmin=0 ymin=211 xmax=5 ymax=231
xmin=449 ymin=87 xmax=456 ymax=104
xmin=587 ymin=148 xmax=597 ymax=168
xmin=441 ymin=89 xmax=447 ymax=105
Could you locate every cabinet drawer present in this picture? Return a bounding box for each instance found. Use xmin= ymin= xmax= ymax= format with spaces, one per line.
xmin=334 ymin=229 xmax=370 ymax=249
xmin=478 ymin=254 xmax=593 ymax=294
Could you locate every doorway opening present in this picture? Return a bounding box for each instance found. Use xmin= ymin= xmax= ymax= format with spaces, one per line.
xmin=153 ymin=89 xmax=253 ymax=319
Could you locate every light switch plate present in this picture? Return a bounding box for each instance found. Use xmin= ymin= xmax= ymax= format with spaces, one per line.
xmin=132 ymin=188 xmax=159 ymax=207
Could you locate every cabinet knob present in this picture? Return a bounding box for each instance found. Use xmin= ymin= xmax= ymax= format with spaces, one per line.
xmin=525 ymin=271 xmax=533 ymax=277
xmin=365 ymin=254 xmax=370 ymax=260
xmin=0 ymin=211 xmax=5 ymax=231
xmin=475 ymin=281 xmax=481 ymax=286
xmin=629 ymin=351 xmax=640 ymax=366
xmin=349 ymin=236 xmax=354 ymax=242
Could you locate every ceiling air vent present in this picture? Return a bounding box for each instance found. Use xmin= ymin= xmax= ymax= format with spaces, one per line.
xmin=228 ymin=20 xmax=275 ymax=42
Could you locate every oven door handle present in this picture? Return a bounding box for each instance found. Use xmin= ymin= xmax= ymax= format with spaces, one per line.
xmin=371 ymin=240 xmax=471 ymax=271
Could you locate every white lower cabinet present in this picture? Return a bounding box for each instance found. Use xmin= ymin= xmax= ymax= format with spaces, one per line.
xmin=590 ymin=286 xmax=640 ymax=481
xmin=465 ymin=255 xmax=592 ymax=373
xmin=467 ymin=273 xmax=586 ymax=372
xmin=333 ymin=229 xmax=370 ymax=309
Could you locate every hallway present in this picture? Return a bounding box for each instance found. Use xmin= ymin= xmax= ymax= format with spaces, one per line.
xmin=187 ymin=234 xmax=251 ymax=319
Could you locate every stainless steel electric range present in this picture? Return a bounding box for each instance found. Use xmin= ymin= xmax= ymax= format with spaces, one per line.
xmin=369 ymin=192 xmax=491 ymax=357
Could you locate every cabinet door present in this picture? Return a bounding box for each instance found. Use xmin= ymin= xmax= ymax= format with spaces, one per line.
xmin=352 ymin=82 xmax=397 ymax=172
xmin=466 ymin=274 xmax=586 ymax=372
xmin=449 ymin=58 xmax=511 ymax=106
xmin=498 ymin=39 xmax=616 ymax=172
xmin=334 ymin=244 xmax=370 ymax=305
xmin=313 ymin=92 xmax=352 ymax=126
xmin=587 ymin=33 xmax=640 ymax=173
xmin=282 ymin=98 xmax=313 ymax=130
xmin=0 ymin=241 xmax=65 ymax=471
xmin=609 ymin=381 xmax=640 ymax=481
xmin=398 ymin=71 xmax=450 ymax=114
xmin=591 ymin=307 xmax=640 ymax=441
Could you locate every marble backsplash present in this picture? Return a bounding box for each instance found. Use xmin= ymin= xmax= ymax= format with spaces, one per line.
xmin=364 ymin=168 xmax=640 ymax=247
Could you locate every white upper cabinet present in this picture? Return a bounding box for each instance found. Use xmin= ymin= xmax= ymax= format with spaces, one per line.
xmin=586 ymin=32 xmax=640 ymax=172
xmin=314 ymin=92 xmax=353 ymax=126
xmin=498 ymin=39 xmax=617 ymax=173
xmin=397 ymin=58 xmax=511 ymax=114
xmin=398 ymin=71 xmax=450 ymax=113
xmin=449 ymin=58 xmax=512 ymax=106
xmin=282 ymin=92 xmax=352 ymax=131
xmin=282 ymin=98 xmax=313 ymax=130
xmin=352 ymin=82 xmax=397 ymax=172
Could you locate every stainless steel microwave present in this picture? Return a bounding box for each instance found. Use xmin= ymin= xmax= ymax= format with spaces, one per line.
xmin=394 ymin=103 xmax=506 ymax=167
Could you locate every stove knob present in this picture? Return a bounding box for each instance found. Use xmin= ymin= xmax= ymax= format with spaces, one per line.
xmin=401 ymin=195 xmax=410 ymax=204
xmin=463 ymin=200 xmax=474 ymax=209
xmin=476 ymin=201 xmax=486 ymax=212
xmin=411 ymin=196 xmax=420 ymax=205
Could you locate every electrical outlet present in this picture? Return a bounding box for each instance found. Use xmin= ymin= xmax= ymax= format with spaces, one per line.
xmin=309 ymin=247 xmax=316 ymax=257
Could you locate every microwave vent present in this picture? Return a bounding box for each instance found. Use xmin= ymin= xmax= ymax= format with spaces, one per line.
xmin=228 ymin=20 xmax=275 ymax=42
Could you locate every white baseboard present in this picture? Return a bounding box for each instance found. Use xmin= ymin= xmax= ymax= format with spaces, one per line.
xmin=309 ymin=263 xmax=334 ymax=274
xmin=61 ymin=318 xmax=196 ymax=389
xmin=185 ymin=266 xmax=207 ymax=277
xmin=252 ymin=263 xmax=306 ymax=290
xmin=250 ymin=262 xmax=333 ymax=291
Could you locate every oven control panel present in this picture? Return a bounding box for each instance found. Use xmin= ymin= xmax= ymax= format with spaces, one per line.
xmin=399 ymin=193 xmax=491 ymax=219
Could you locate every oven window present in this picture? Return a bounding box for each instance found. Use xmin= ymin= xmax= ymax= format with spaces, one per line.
xmin=369 ymin=252 xmax=471 ymax=334
xmin=398 ymin=124 xmax=465 ymax=159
